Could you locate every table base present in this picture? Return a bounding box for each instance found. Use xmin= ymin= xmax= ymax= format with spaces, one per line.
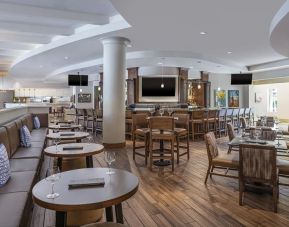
xmin=153 ymin=160 xmax=171 ymax=166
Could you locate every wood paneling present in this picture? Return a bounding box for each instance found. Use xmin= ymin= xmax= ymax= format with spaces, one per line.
xmin=127 ymin=67 xmax=138 ymax=105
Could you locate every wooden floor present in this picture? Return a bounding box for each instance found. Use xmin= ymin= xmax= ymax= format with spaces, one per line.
xmin=31 ymin=134 xmax=289 ymax=227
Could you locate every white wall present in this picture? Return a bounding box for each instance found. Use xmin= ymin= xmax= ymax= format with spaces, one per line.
xmin=249 ymin=82 xmax=289 ymax=120
xmin=74 ymin=83 xmax=94 ymax=109
xmin=209 ymin=73 xmax=249 ymax=108
xmin=14 ymin=88 xmax=72 ymax=97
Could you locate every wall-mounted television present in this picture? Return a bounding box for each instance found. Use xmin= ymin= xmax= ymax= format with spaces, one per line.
xmin=142 ymin=77 xmax=176 ymax=96
xmin=231 ymin=73 xmax=252 ymax=85
xmin=68 ymin=75 xmax=88 ymax=86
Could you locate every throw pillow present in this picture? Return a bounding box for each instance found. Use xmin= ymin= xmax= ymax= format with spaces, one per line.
xmin=33 ymin=116 xmax=41 ymax=129
xmin=0 ymin=144 xmax=10 ymax=187
xmin=20 ymin=125 xmax=32 ymax=147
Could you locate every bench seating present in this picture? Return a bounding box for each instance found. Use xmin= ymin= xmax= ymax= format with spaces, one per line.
xmin=0 ymin=113 xmax=48 ymax=227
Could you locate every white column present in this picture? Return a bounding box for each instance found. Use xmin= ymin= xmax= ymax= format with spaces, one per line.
xmin=101 ymin=36 xmax=130 ymax=146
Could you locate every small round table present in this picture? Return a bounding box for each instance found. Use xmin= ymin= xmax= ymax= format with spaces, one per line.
xmin=48 ymin=124 xmax=82 ymax=131
xmin=44 ymin=143 xmax=104 ymax=168
xmin=32 ymin=168 xmax=139 ymax=227
xmin=46 ymin=132 xmax=89 ymax=143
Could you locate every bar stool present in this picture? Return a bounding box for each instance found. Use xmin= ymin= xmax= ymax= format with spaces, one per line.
xmin=173 ymin=113 xmax=190 ymax=163
xmin=86 ymin=109 xmax=95 ymax=132
xmin=238 ymin=108 xmax=245 ymax=126
xmin=191 ymin=110 xmax=205 ymax=141
xmin=232 ymin=108 xmax=240 ymax=131
xmin=217 ymin=108 xmax=227 ymax=137
xmin=227 ymin=123 xmax=239 ymax=153
xmin=125 ymin=110 xmax=133 ymax=139
xmin=76 ymin=108 xmax=85 ymax=126
xmin=149 ymin=116 xmax=175 ymax=171
xmin=132 ymin=113 xmax=150 ymax=165
xmin=205 ymin=109 xmax=218 ymax=134
xmin=244 ymin=108 xmax=251 ymax=126
xmin=95 ymin=109 xmax=103 ymax=134
xmin=225 ymin=108 xmax=233 ymax=135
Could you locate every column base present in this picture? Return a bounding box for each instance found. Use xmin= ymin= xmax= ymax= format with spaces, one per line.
xmin=103 ymin=142 xmax=126 ymax=149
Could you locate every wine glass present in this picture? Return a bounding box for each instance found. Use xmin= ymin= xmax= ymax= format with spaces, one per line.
xmin=53 ymin=138 xmax=61 ymax=152
xmin=45 ymin=167 xmax=61 ymax=199
xmin=276 ymin=129 xmax=283 ymax=146
xmin=149 ymin=108 xmax=155 ymax=116
xmin=104 ymin=151 xmax=116 ymax=175
xmin=87 ymin=133 xmax=94 ymax=145
xmin=167 ymin=108 xmax=173 ymax=116
xmin=255 ymin=130 xmax=261 ymax=140
xmin=159 ymin=108 xmax=164 ymax=116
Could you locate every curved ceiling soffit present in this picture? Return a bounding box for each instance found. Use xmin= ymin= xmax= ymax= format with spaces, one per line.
xmin=46 ymin=50 xmax=248 ymax=81
xmin=270 ymin=1 xmax=289 ymax=57
xmin=9 ymin=19 xmax=130 ymax=69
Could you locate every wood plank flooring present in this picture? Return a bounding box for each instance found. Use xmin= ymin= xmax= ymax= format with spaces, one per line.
xmin=31 ymin=134 xmax=289 ymax=227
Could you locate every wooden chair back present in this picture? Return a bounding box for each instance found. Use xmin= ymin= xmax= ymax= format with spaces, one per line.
xmin=219 ymin=109 xmax=226 ymax=118
xmin=239 ymin=144 xmax=277 ymax=182
xmin=149 ymin=116 xmax=174 ymax=131
xmin=204 ymin=132 xmax=219 ymax=162
xmin=239 ymin=108 xmax=245 ymax=117
xmin=173 ymin=113 xmax=189 ymax=130
xmin=207 ymin=109 xmax=218 ymax=119
xmin=240 ymin=117 xmax=246 ymax=129
xmin=132 ymin=114 xmax=148 ymax=131
xmin=232 ymin=108 xmax=239 ymax=117
xmin=226 ymin=108 xmax=233 ymax=117
xmin=261 ymin=128 xmax=276 ymax=141
xmin=192 ymin=110 xmax=205 ymax=120
xmin=126 ymin=110 xmax=133 ymax=119
xmin=266 ymin=117 xmax=274 ymax=127
xmin=86 ymin=109 xmax=94 ymax=117
xmin=227 ymin=123 xmax=235 ymax=141
xmin=96 ymin=109 xmax=103 ymax=118
xmin=174 ymin=109 xmax=188 ymax=114
xmin=245 ymin=108 xmax=250 ymax=115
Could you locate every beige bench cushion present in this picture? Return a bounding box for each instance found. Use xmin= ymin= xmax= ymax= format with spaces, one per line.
xmin=212 ymin=152 xmax=239 ymax=168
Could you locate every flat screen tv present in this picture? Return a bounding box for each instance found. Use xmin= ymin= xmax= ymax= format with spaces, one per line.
xmin=68 ymin=75 xmax=88 ymax=86
xmin=231 ymin=73 xmax=252 ymax=85
xmin=142 ymin=77 xmax=176 ymax=96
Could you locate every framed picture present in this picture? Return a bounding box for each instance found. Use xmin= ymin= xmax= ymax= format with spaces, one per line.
xmin=214 ymin=89 xmax=226 ymax=107
xmin=228 ymin=90 xmax=239 ymax=107
xmin=78 ymin=93 xmax=91 ymax=103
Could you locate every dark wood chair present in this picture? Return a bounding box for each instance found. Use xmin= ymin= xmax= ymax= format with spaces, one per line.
xmin=125 ymin=110 xmax=133 ymax=139
xmin=244 ymin=108 xmax=251 ymax=126
xmin=95 ymin=109 xmax=103 ymax=134
xmin=132 ymin=113 xmax=150 ymax=165
xmin=86 ymin=109 xmax=95 ymax=132
xmin=239 ymin=144 xmax=278 ymax=213
xmin=205 ymin=109 xmax=218 ymax=133
xmin=149 ymin=116 xmax=175 ymax=171
xmin=173 ymin=113 xmax=190 ymax=163
xmin=232 ymin=108 xmax=240 ymax=131
xmin=227 ymin=123 xmax=239 ymax=153
xmin=217 ymin=108 xmax=227 ymax=137
xmin=191 ymin=110 xmax=205 ymax=141
xmin=261 ymin=128 xmax=276 ymax=141
xmin=204 ymin=132 xmax=239 ymax=184
xmin=225 ymin=108 xmax=233 ymax=135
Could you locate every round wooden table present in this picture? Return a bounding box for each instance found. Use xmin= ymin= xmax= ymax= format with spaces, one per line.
xmin=46 ymin=132 xmax=89 ymax=143
xmin=32 ymin=168 xmax=139 ymax=227
xmin=48 ymin=124 xmax=82 ymax=131
xmin=44 ymin=143 xmax=104 ymax=168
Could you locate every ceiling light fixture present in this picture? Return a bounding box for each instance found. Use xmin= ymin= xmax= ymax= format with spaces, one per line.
xmin=197 ymin=84 xmax=201 ymax=89
xmin=200 ymin=31 xmax=207 ymax=35
xmin=227 ymin=51 xmax=233 ymax=54
xmin=217 ymin=87 xmax=221 ymax=91
xmin=64 ymin=56 xmax=69 ymax=60
xmin=161 ymin=58 xmax=165 ymax=89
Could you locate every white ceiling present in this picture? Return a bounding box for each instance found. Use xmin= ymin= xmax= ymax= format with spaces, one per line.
xmin=1 ymin=0 xmax=288 ymax=87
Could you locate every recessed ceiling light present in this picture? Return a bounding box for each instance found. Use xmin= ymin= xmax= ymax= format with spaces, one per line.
xmin=64 ymin=56 xmax=69 ymax=60
xmin=157 ymin=62 xmax=163 ymax=65
xmin=227 ymin=51 xmax=233 ymax=54
xmin=200 ymin=31 xmax=207 ymax=35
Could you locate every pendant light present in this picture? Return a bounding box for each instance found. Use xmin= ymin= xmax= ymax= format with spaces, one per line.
xmin=78 ymin=72 xmax=83 ymax=93
xmin=161 ymin=58 xmax=165 ymax=88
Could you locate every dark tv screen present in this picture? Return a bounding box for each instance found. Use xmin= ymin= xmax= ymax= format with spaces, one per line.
xmin=68 ymin=75 xmax=88 ymax=86
xmin=231 ymin=73 xmax=252 ymax=85
xmin=142 ymin=77 xmax=176 ymax=96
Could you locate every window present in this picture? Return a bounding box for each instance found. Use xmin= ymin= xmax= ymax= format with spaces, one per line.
xmin=268 ymin=88 xmax=277 ymax=112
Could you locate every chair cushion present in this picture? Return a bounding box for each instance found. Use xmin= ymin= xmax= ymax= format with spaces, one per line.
xmin=0 ymin=171 xmax=35 ymax=193
xmin=0 ymin=192 xmax=28 ymax=227
xmin=135 ymin=128 xmax=150 ymax=136
xmin=0 ymin=144 xmax=10 ymax=187
xmin=10 ymin=159 xmax=39 ymax=172
xmin=174 ymin=128 xmax=187 ymax=136
xmin=12 ymin=147 xmax=42 ymax=159
xmin=212 ymin=152 xmax=239 ymax=168
xmin=0 ymin=127 xmax=11 ymax=157
xmin=31 ymin=141 xmax=45 ymax=148
xmin=277 ymin=158 xmax=289 ymax=174
xmin=33 ymin=116 xmax=41 ymax=129
xmin=20 ymin=125 xmax=32 ymax=147
xmin=4 ymin=122 xmax=20 ymax=156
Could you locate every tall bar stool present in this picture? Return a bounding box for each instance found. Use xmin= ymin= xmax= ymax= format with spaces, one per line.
xmin=86 ymin=109 xmax=95 ymax=132
xmin=149 ymin=116 xmax=175 ymax=171
xmin=191 ymin=110 xmax=206 ymax=141
xmin=95 ymin=109 xmax=103 ymax=134
xmin=132 ymin=113 xmax=150 ymax=165
xmin=205 ymin=109 xmax=218 ymax=133
xmin=232 ymin=108 xmax=240 ymax=131
xmin=227 ymin=123 xmax=239 ymax=153
xmin=238 ymin=108 xmax=245 ymax=126
xmin=76 ymin=108 xmax=85 ymax=127
xmin=125 ymin=110 xmax=133 ymax=139
xmin=244 ymin=108 xmax=251 ymax=126
xmin=217 ymin=108 xmax=227 ymax=137
xmin=173 ymin=113 xmax=190 ymax=163
xmin=225 ymin=108 xmax=233 ymax=135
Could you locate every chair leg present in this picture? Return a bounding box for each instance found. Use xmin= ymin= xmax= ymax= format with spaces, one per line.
xmin=228 ymin=145 xmax=232 ymax=154
xmin=186 ymin=134 xmax=190 ymax=160
xmin=239 ymin=181 xmax=244 ymax=206
xmin=149 ymin=139 xmax=153 ymax=171
xmin=273 ymin=185 xmax=278 ymax=213
xmin=192 ymin=123 xmax=195 ymax=141
xmin=176 ymin=136 xmax=180 ymax=164
xmin=145 ymin=136 xmax=148 ymax=165
xmin=132 ymin=135 xmax=136 ymax=161
xmin=205 ymin=164 xmax=211 ymax=184
xmin=210 ymin=166 xmax=214 ymax=178
xmin=171 ymin=139 xmax=174 ymax=172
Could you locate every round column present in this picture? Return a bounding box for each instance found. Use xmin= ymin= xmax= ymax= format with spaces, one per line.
xmin=101 ymin=36 xmax=130 ymax=148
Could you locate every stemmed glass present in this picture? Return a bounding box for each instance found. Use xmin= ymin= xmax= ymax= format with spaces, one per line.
xmin=159 ymin=108 xmax=164 ymax=116
xmin=45 ymin=167 xmax=61 ymax=199
xmin=276 ymin=129 xmax=283 ymax=147
xmin=87 ymin=132 xmax=94 ymax=145
xmin=167 ymin=108 xmax=173 ymax=116
xmin=104 ymin=151 xmax=116 ymax=175
xmin=53 ymin=137 xmax=61 ymax=152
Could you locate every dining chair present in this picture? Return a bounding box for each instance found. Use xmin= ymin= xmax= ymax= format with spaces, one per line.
xmin=239 ymin=143 xmax=278 ymax=212
xmin=227 ymin=123 xmax=239 ymax=153
xmin=125 ymin=110 xmax=133 ymax=139
xmin=277 ymin=158 xmax=289 ymax=186
xmin=232 ymin=108 xmax=240 ymax=131
xmin=244 ymin=108 xmax=251 ymax=126
xmin=225 ymin=108 xmax=233 ymax=135
xmin=204 ymin=132 xmax=239 ymax=184
xmin=266 ymin=116 xmax=275 ymax=127
xmin=205 ymin=109 xmax=218 ymax=133
xmin=86 ymin=109 xmax=95 ymax=133
xmin=261 ymin=128 xmax=276 ymax=141
xmin=95 ymin=109 xmax=103 ymax=134
xmin=132 ymin=113 xmax=150 ymax=165
xmin=149 ymin=116 xmax=175 ymax=171
xmin=173 ymin=113 xmax=190 ymax=163
xmin=217 ymin=108 xmax=227 ymax=137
